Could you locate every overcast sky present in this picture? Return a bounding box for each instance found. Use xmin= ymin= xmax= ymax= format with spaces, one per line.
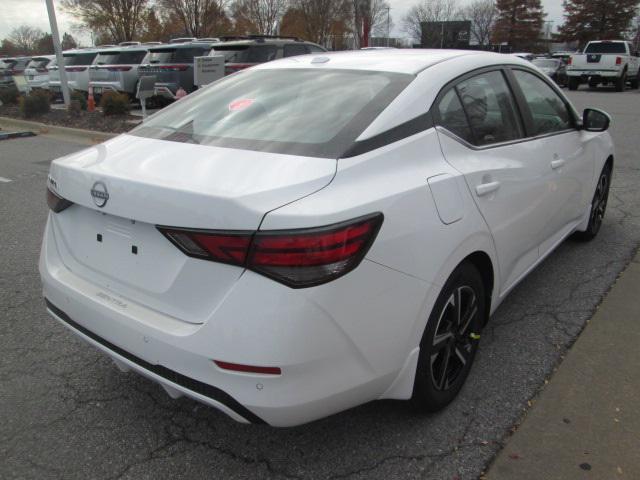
xmin=0 ymin=0 xmax=565 ymax=45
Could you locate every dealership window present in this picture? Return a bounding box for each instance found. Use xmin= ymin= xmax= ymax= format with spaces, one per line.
xmin=513 ymin=70 xmax=572 ymax=136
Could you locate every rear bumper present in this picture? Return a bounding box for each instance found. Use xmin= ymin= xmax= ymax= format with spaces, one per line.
xmin=567 ymin=70 xmax=621 ymax=79
xmin=89 ymin=81 xmax=122 ymax=94
xmin=39 ymin=213 xmax=430 ymax=426
xmin=153 ymin=83 xmax=177 ymax=99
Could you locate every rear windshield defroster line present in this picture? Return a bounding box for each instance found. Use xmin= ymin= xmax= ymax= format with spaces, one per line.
xmin=130 ymin=68 xmax=414 ymax=158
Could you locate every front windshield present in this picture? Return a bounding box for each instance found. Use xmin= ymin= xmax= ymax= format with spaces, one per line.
xmin=533 ymin=59 xmax=560 ymax=68
xmin=132 ymin=68 xmax=413 ymax=158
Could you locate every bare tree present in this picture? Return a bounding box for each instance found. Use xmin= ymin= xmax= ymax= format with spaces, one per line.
xmin=282 ymin=0 xmax=351 ymax=45
xmin=463 ymin=0 xmax=496 ymax=45
xmin=402 ymin=0 xmax=461 ymax=41
xmin=231 ymin=0 xmax=288 ymax=35
xmin=158 ymin=0 xmax=230 ymax=37
xmin=8 ymin=25 xmax=46 ymax=54
xmin=61 ymin=0 xmax=149 ymax=43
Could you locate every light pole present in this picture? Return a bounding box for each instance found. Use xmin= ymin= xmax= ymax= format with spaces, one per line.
xmin=386 ymin=6 xmax=391 ymax=47
xmin=45 ymin=0 xmax=70 ymax=106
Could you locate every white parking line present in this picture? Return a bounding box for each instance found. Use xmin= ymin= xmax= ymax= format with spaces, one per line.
xmin=0 ymin=176 xmax=12 ymax=183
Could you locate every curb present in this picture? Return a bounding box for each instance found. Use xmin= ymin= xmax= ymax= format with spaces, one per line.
xmin=0 ymin=116 xmax=117 ymax=144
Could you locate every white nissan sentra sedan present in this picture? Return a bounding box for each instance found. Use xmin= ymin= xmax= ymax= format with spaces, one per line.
xmin=41 ymin=50 xmax=613 ymax=427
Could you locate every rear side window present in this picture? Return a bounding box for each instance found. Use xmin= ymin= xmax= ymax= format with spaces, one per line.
xmin=283 ymin=44 xmax=309 ymax=57
xmin=512 ymin=70 xmax=572 ymax=135
xmin=308 ymin=45 xmax=326 ymax=53
xmin=455 ymin=71 xmax=522 ymax=146
xmin=584 ymin=42 xmax=626 ymax=54
xmin=437 ymin=89 xmax=474 ymax=144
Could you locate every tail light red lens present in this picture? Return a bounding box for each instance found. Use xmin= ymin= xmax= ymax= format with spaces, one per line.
xmin=157 ymin=213 xmax=383 ymax=288
xmin=46 ymin=185 xmax=73 ymax=213
xmin=107 ymin=66 xmax=133 ymax=72
xmin=66 ymin=67 xmax=87 ymax=72
xmin=616 ymin=56 xmax=622 ymax=65
xmin=225 ymin=64 xmax=253 ymax=75
xmin=158 ymin=64 xmax=189 ymax=71
xmin=567 ymin=56 xmax=572 ymax=65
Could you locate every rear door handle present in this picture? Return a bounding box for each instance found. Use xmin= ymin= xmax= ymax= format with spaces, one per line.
xmin=475 ymin=181 xmax=501 ymax=196
xmin=551 ymin=158 xmax=566 ymax=169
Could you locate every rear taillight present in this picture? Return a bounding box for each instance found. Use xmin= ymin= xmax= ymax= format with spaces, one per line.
xmin=36 ymin=67 xmax=48 ymax=73
xmin=157 ymin=213 xmax=383 ymax=288
xmin=158 ymin=64 xmax=189 ymax=71
xmin=225 ymin=64 xmax=253 ymax=75
xmin=107 ymin=66 xmax=132 ymax=72
xmin=616 ymin=56 xmax=622 ymax=65
xmin=47 ymin=185 xmax=73 ymax=213
xmin=567 ymin=56 xmax=572 ymax=65
xmin=66 ymin=66 xmax=87 ymax=72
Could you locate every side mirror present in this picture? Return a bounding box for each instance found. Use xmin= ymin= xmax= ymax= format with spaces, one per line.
xmin=582 ymin=108 xmax=611 ymax=132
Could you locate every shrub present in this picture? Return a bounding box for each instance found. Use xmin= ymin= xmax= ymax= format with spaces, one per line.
xmin=100 ymin=91 xmax=130 ymax=116
xmin=71 ymin=90 xmax=87 ymax=111
xmin=0 ymin=86 xmax=20 ymax=105
xmin=19 ymin=90 xmax=51 ymax=118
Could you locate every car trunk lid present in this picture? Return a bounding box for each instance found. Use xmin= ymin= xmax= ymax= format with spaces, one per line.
xmin=47 ymin=135 xmax=336 ymax=323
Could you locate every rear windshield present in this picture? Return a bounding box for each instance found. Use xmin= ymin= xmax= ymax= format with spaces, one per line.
xmin=146 ymin=47 xmax=210 ymax=64
xmin=532 ymin=59 xmax=560 ymax=68
xmin=213 ymin=45 xmax=278 ymax=63
xmin=584 ymin=42 xmax=626 ymax=54
xmin=27 ymin=58 xmax=52 ymax=69
xmin=132 ymin=69 xmax=413 ymax=158
xmin=63 ymin=52 xmax=98 ymax=66
xmin=96 ymin=50 xmax=147 ymax=65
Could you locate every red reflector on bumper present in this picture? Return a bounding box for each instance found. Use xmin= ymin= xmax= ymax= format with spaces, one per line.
xmin=214 ymin=360 xmax=281 ymax=375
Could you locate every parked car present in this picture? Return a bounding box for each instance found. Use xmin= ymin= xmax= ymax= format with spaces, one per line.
xmin=48 ymin=48 xmax=101 ymax=97
xmin=138 ymin=36 xmax=327 ymax=100
xmin=0 ymin=59 xmax=13 ymax=88
xmin=24 ymin=55 xmax=56 ymax=91
xmin=1 ymin=56 xmax=32 ymax=75
xmin=89 ymin=45 xmax=150 ymax=99
xmin=137 ymin=40 xmax=218 ymax=99
xmin=212 ymin=35 xmax=326 ymax=75
xmin=567 ymin=40 xmax=640 ymax=91
xmin=532 ymin=57 xmax=567 ymax=86
xmin=41 ymin=50 xmax=613 ymax=427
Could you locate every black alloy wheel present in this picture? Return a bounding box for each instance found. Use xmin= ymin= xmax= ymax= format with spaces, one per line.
xmin=412 ymin=262 xmax=485 ymax=411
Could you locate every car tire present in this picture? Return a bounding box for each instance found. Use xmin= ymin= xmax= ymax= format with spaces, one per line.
xmin=568 ymin=77 xmax=579 ymax=91
xmin=572 ymin=163 xmax=612 ymax=242
xmin=412 ymin=262 xmax=485 ymax=412
xmin=615 ymin=71 xmax=627 ymax=92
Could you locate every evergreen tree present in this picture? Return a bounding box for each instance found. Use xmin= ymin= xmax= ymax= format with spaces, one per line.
xmin=559 ymin=0 xmax=640 ymax=46
xmin=492 ymin=0 xmax=545 ymax=51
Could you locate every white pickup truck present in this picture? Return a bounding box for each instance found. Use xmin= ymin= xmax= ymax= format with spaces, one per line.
xmin=567 ymin=40 xmax=640 ymax=91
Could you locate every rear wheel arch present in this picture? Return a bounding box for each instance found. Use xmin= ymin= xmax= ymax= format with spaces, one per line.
xmin=463 ymin=251 xmax=494 ymax=325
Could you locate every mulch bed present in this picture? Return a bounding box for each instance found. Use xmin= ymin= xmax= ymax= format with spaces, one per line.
xmin=0 ymin=104 xmax=139 ymax=134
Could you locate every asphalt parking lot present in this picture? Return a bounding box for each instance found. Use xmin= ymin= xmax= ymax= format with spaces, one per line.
xmin=2 ymin=87 xmax=640 ymax=480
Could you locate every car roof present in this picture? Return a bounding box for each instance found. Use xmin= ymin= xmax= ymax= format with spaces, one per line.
xmin=96 ymin=45 xmax=150 ymax=54
xmin=253 ymin=49 xmax=530 ymax=75
xmin=147 ymin=42 xmax=214 ymax=51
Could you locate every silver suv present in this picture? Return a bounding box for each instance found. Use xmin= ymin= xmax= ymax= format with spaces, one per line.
xmin=48 ymin=48 xmax=101 ymax=96
xmin=24 ymin=55 xmax=56 ymax=90
xmin=212 ymin=35 xmax=326 ymax=75
xmin=88 ymin=45 xmax=150 ymax=99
